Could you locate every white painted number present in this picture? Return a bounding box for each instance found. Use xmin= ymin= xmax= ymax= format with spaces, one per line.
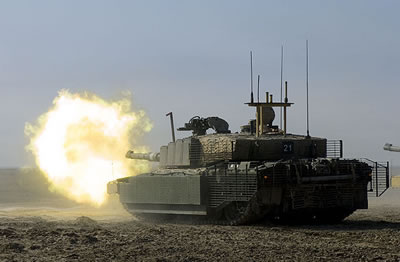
xmin=283 ymin=143 xmax=293 ymax=153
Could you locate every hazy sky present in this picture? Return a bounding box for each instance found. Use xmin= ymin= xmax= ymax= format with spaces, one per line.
xmin=1 ymin=0 xmax=400 ymax=167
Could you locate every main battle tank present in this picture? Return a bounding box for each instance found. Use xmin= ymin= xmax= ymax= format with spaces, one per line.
xmin=108 ymin=88 xmax=372 ymax=225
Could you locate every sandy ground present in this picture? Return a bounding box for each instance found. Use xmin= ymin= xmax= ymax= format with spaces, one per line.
xmin=0 ymin=168 xmax=400 ymax=261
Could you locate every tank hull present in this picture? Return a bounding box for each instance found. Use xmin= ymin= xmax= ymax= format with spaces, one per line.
xmin=108 ymin=158 xmax=371 ymax=225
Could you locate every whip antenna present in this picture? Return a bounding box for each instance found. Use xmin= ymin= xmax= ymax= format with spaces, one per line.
xmin=257 ymin=75 xmax=260 ymax=102
xmin=280 ymin=45 xmax=284 ymax=130
xmin=250 ymin=51 xmax=254 ymax=103
xmin=306 ymin=40 xmax=310 ymax=138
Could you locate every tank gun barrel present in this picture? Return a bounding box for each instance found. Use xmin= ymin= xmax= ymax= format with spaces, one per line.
xmin=383 ymin=143 xmax=400 ymax=152
xmin=125 ymin=150 xmax=160 ymax=162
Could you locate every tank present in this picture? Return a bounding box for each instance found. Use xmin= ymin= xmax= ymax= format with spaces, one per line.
xmin=107 ymin=89 xmax=373 ymax=225
xmin=384 ymin=143 xmax=400 ymax=152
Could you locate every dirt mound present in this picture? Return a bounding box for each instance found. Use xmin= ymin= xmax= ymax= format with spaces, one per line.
xmin=74 ymin=216 xmax=98 ymax=227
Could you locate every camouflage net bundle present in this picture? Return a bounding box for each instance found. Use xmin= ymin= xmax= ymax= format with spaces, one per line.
xmin=197 ymin=135 xmax=236 ymax=164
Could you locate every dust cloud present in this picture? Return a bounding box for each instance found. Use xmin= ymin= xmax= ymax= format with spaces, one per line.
xmin=0 ymin=168 xmax=131 ymax=221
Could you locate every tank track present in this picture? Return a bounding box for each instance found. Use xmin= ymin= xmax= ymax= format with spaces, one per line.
xmin=123 ymin=193 xmax=266 ymax=226
xmin=123 ymin=195 xmax=355 ymax=225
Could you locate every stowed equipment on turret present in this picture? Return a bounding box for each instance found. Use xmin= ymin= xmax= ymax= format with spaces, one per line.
xmin=177 ymin=116 xmax=230 ymax=136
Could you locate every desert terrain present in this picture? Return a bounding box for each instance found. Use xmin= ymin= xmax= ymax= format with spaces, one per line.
xmin=0 ymin=168 xmax=399 ymax=261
